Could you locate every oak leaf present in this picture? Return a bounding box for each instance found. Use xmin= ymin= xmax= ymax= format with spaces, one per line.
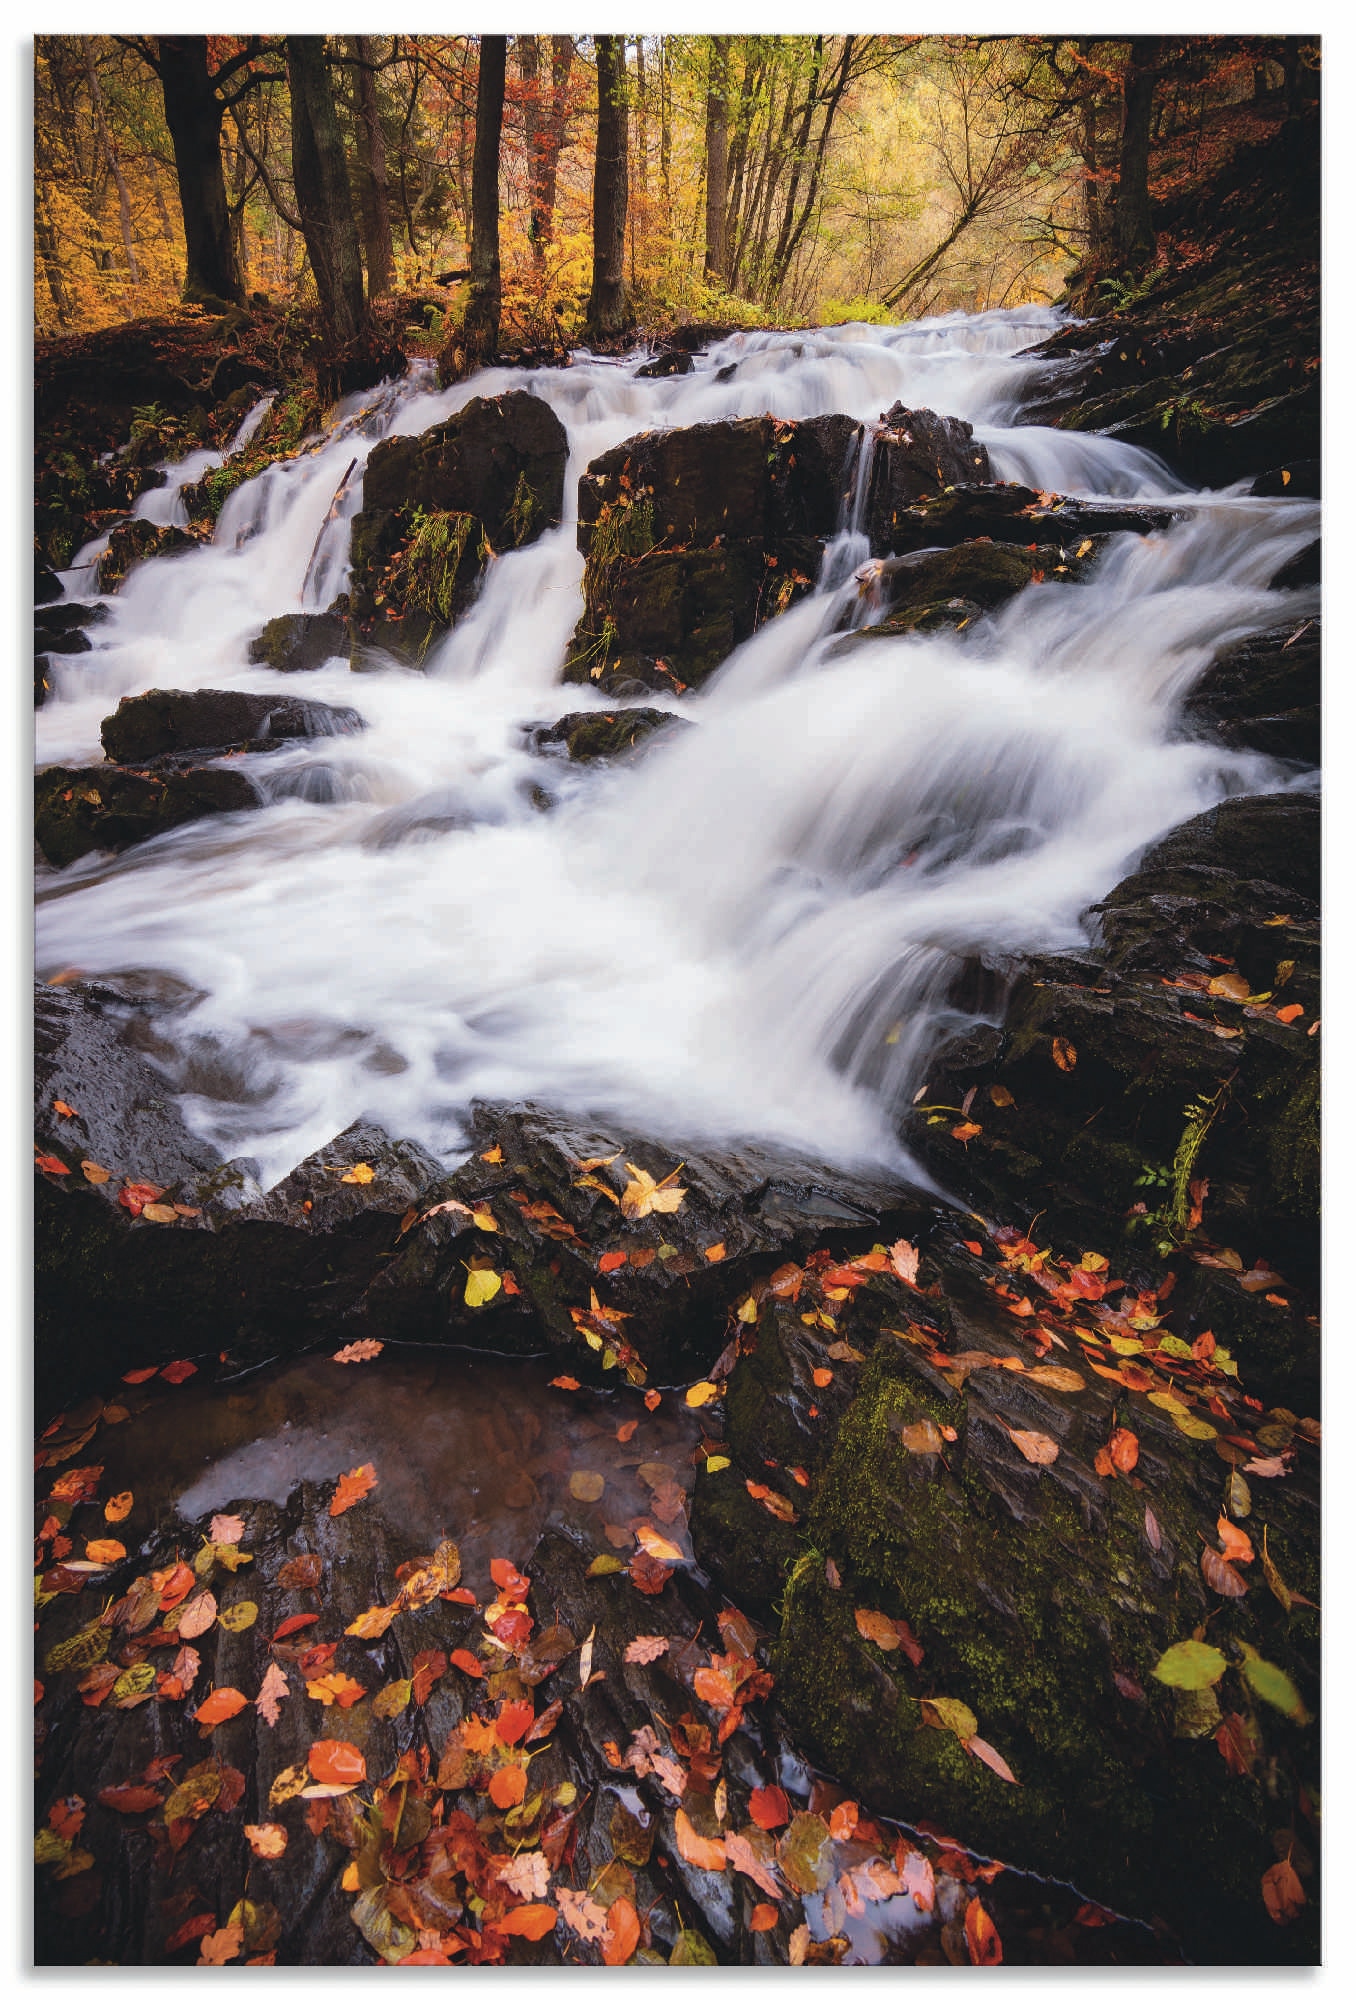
xmin=329 ymin=1463 xmax=377 ymax=1516
xmin=255 ymin=1662 xmax=289 ymax=1727
xmin=332 ymin=1339 xmax=383 ymax=1363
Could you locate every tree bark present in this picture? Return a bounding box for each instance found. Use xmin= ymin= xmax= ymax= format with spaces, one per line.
xmin=353 ymin=36 xmax=395 ymax=297
xmin=518 ymin=34 xmax=547 ymax=261
xmin=1113 ymin=36 xmax=1161 ymax=268
xmin=288 ymin=35 xmax=373 ymax=388
xmin=634 ymin=36 xmax=649 ymax=201
xmin=157 ymin=36 xmax=245 ymax=306
xmin=462 ymin=34 xmax=506 ymax=366
xmin=703 ymin=35 xmax=731 ymax=284
xmin=587 ymin=35 xmax=630 ymax=341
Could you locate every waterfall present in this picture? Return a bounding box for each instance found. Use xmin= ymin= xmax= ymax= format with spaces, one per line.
xmin=35 ymin=308 xmax=1319 ymax=1189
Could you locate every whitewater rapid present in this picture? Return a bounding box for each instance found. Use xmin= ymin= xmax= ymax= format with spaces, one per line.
xmin=35 ymin=308 xmax=1319 ymax=1188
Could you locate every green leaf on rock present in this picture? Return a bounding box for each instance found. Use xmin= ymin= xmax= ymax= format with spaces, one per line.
xmin=1240 ymin=1647 xmax=1308 ymax=1721
xmin=670 ymin=1929 xmax=717 ymax=1964
xmin=1151 ymin=1640 xmax=1228 ymax=1690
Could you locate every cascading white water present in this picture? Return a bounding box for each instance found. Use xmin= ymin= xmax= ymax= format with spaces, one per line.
xmin=35 ymin=308 xmax=1319 ymax=1189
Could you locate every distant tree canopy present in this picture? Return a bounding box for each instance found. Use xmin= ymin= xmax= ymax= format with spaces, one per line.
xmin=34 ymin=32 xmax=1318 ymax=342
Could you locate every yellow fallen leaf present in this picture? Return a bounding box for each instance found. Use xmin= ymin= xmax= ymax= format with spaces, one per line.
xmin=464 ymin=1267 xmax=502 ymax=1307
xmin=685 ymin=1381 xmax=720 ymax=1407
xmin=620 ymin=1161 xmax=687 ymax=1220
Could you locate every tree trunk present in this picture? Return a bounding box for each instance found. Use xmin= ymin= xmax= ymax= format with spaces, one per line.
xmin=634 ymin=36 xmax=649 ymax=201
xmin=1113 ymin=36 xmax=1161 ymax=268
xmin=659 ymin=38 xmax=672 ymax=209
xmin=353 ymin=36 xmax=395 ymax=297
xmin=288 ymin=35 xmax=374 ymax=391
xmin=518 ymin=34 xmax=547 ymax=262
xmin=84 ymin=48 xmax=141 ymax=284
xmin=703 ymin=35 xmax=731 ymax=284
xmin=157 ymin=36 xmax=244 ymax=306
xmin=461 ymin=34 xmax=506 ymax=367
xmin=587 ymin=35 xmax=630 ymax=341
xmin=542 ymin=36 xmax=576 ymax=247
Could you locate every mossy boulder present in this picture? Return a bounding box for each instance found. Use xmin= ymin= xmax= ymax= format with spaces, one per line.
xmin=900 ymin=794 xmax=1319 ymax=1393
xmin=833 ymin=537 xmax=1109 ymax=645
xmin=247 ymin=611 xmax=349 ymax=673
xmin=564 ymin=538 xmax=824 ymax=693
xmin=531 ymin=708 xmax=690 ymax=763
xmin=97 ymin=519 xmax=203 ymax=592
xmin=35 ymin=763 xmax=260 ymax=867
xmin=347 ymin=391 xmax=567 ymax=663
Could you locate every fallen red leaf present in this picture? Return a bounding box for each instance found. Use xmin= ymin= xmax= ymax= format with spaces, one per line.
xmin=35 ymin=1153 xmax=70 ymax=1175
xmin=308 ymin=1739 xmax=366 ymax=1787
xmin=749 ymin=1785 xmax=790 ymax=1831
xmin=160 ymin=1360 xmax=197 ymax=1385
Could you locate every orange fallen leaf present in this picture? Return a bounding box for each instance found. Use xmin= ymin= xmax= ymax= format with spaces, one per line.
xmin=635 ymin=1525 xmax=685 ymax=1563
xmin=488 ymin=1765 xmax=527 ymax=1809
xmin=160 ymin=1359 xmax=197 ymax=1384
xmin=53 ymin=1099 xmax=77 ymax=1117
xmin=704 ymin=1242 xmax=726 ymax=1262
xmin=450 ymin=1648 xmax=485 ymax=1678
xmin=749 ymin=1902 xmax=780 ymax=1931
xmin=329 ymin=1463 xmax=377 ymax=1517
xmin=674 ymin=1807 xmax=727 ymax=1870
xmin=243 ymin=1822 xmax=287 ymax=1858
xmin=80 ymin=1160 xmax=112 ymax=1184
xmin=550 ymin=1375 xmax=580 ymax=1392
xmin=332 ymin=1339 xmax=383 ymax=1363
xmin=749 ymin=1784 xmax=790 ymax=1831
xmin=812 ymin=1367 xmax=834 ymax=1388
xmin=1275 ymin=1003 xmax=1304 ymax=1024
xmin=306 ymin=1672 xmax=366 ymax=1708
xmin=308 ymin=1739 xmax=366 ymax=1787
xmin=1109 ymin=1427 xmax=1139 ymax=1474
xmin=644 ymin=1388 xmax=662 ymax=1410
xmin=603 ymin=1897 xmax=640 ymax=1965
xmin=1216 ymin=1515 xmax=1255 ymax=1564
xmin=1051 ymin=1037 xmax=1077 ymax=1072
xmin=855 ymin=1607 xmax=901 ymax=1651
xmin=104 ymin=1491 xmax=133 ymax=1523
xmin=35 ymin=1154 xmax=70 ymax=1175
xmin=194 ymin=1687 xmax=247 ymax=1727
xmin=495 ymin=1904 xmax=557 ymax=1941
xmin=83 ymin=1537 xmax=125 ymax=1565
xmin=965 ymin=1897 xmax=1003 ymax=1965
xmin=829 ymin=1800 xmax=859 ymax=1841
xmin=616 ymin=1419 xmax=638 ymax=1443
xmin=950 ymin=1121 xmax=982 ymax=1143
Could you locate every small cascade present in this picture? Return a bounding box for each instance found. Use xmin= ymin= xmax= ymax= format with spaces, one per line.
xmin=34 ymin=309 xmax=1319 ymax=1189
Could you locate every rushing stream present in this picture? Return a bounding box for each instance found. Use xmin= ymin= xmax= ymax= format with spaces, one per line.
xmin=35 ymin=309 xmax=1319 ymax=1190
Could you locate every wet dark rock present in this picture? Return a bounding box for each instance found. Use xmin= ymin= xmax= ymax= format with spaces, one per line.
xmin=1271 ymin=538 xmax=1319 ymax=590
xmin=567 ymin=409 xmax=995 ymax=691
xmin=36 ymin=562 xmax=63 ymax=604
xmin=100 ymin=688 xmax=364 ymax=764
xmin=1181 ymin=617 xmax=1319 ymax=766
xmin=98 ymin=519 xmax=204 ymax=592
xmin=1251 ymin=459 xmax=1320 ymax=498
xmin=348 ymin=390 xmax=568 ymax=663
xmin=863 ymin=404 xmax=993 ymax=553
xmin=565 ymin=538 xmax=825 ymax=693
xmin=35 ymin=601 xmax=108 ymax=707
xmin=33 ymin=1044 xmax=931 ymax=1416
xmin=898 ymin=792 xmax=1319 ymax=1389
xmin=576 ymin=414 xmax=863 ymax=558
xmin=833 ymin=538 xmax=1108 ymax=646
xmin=35 ymin=762 xmax=261 ymax=867
xmin=878 ymin=482 xmax=1179 ymax=559
xmin=531 ymin=708 xmax=691 ymax=763
xmin=634 ymin=348 xmax=694 ymax=378
xmin=247 ymin=611 xmax=349 ymax=673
